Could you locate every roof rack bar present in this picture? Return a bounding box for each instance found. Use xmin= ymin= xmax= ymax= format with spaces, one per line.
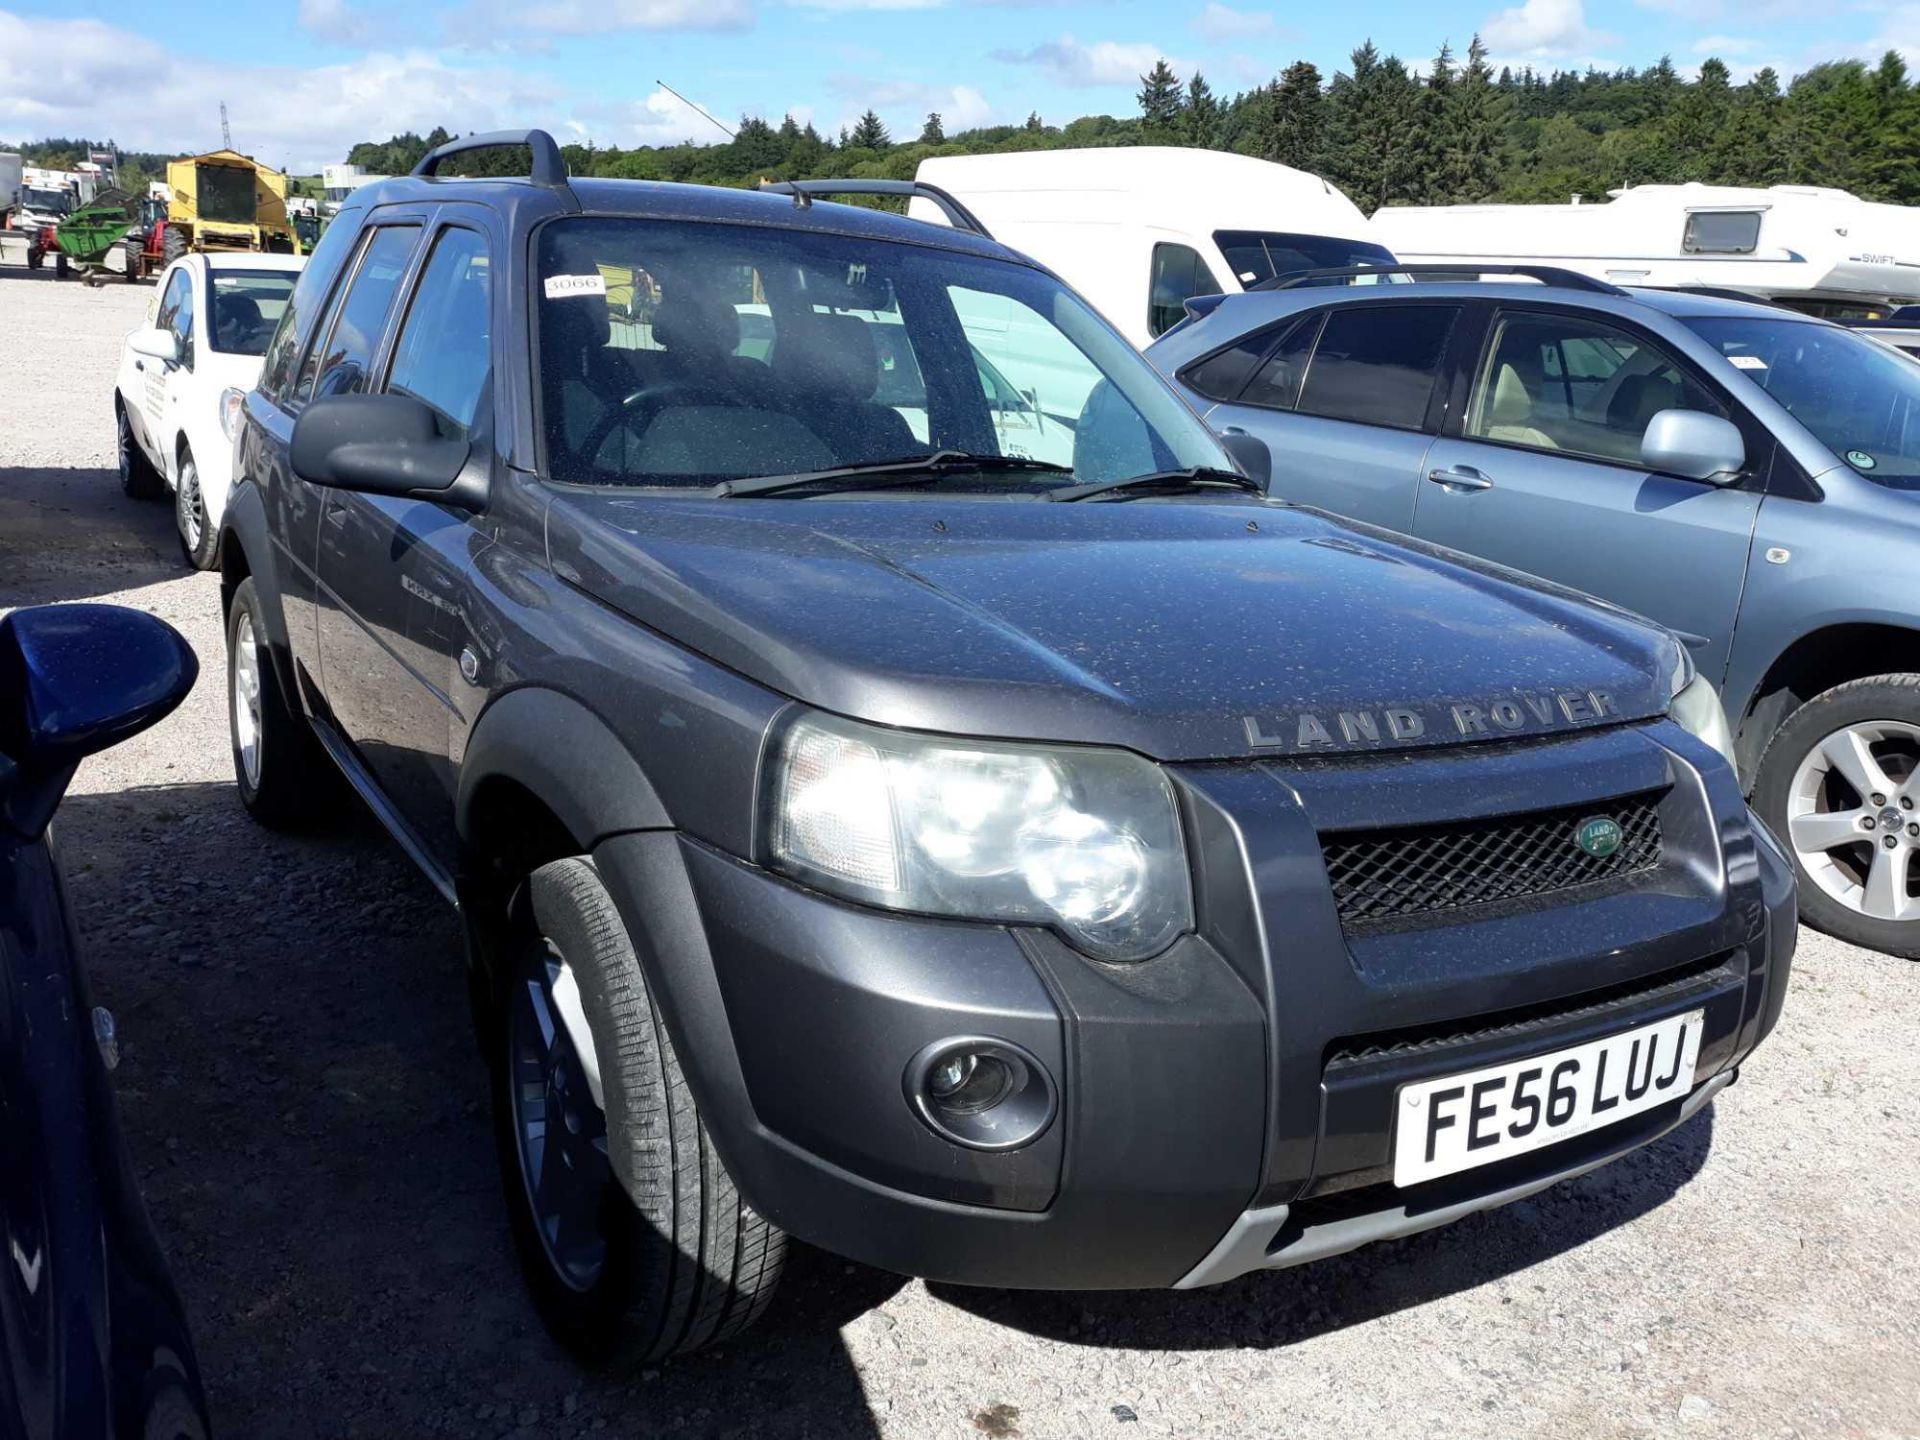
xmin=1255 ymin=263 xmax=1629 ymax=296
xmin=413 ymin=129 xmax=574 ymax=197
xmin=755 ymin=178 xmax=993 ymax=239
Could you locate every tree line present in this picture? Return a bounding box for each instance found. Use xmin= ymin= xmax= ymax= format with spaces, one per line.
xmin=22 ymin=37 xmax=1920 ymax=214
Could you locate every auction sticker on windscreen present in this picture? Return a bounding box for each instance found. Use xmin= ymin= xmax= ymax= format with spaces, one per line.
xmin=1393 ymin=1010 xmax=1704 ymax=1187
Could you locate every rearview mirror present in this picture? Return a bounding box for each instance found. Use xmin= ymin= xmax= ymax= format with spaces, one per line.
xmin=0 ymin=604 xmax=197 ymax=839
xmin=128 ymin=327 xmax=178 ymax=364
xmin=1219 ymin=428 xmax=1272 ymax=488
xmin=291 ymin=393 xmax=476 ymax=506
xmin=1641 ymin=409 xmax=1746 ymax=485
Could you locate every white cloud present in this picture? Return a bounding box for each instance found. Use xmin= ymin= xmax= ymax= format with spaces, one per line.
xmin=1193 ymin=3 xmax=1272 ymax=41
xmin=991 ymin=34 xmax=1188 ymax=87
xmin=575 ymin=88 xmax=734 ymax=145
xmin=298 ymin=0 xmax=381 ymax=45
xmin=469 ymin=0 xmax=753 ymax=33
xmin=787 ymin=0 xmax=944 ymax=10
xmin=1480 ymin=0 xmax=1615 ymax=58
xmin=825 ymin=76 xmax=993 ymax=134
xmin=1691 ymin=34 xmax=1762 ymax=56
xmin=0 ymin=10 xmax=562 ymax=171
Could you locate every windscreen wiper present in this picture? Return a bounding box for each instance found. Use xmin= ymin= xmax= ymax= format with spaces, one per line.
xmin=714 ymin=450 xmax=1072 ymax=498
xmin=1046 ymin=466 xmax=1264 ymax=502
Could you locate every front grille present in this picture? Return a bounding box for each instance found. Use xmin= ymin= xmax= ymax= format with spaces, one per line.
xmin=1321 ymin=791 xmax=1665 ymax=929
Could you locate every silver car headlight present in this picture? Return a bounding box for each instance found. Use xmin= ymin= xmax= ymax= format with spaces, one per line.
xmin=765 ymin=711 xmax=1192 ymax=962
xmin=1667 ymin=641 xmax=1736 ymax=768
xmin=219 ymin=387 xmax=245 ymax=443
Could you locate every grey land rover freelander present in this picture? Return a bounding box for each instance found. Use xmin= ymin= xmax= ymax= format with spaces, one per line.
xmin=216 ymin=132 xmax=1794 ymax=1363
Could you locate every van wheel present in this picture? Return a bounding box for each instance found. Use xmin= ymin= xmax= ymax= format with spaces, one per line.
xmin=494 ymin=857 xmax=785 ymax=1363
xmin=1753 ymin=673 xmax=1920 ymax=959
xmin=117 ymin=403 xmax=164 ymax=499
xmin=227 ymin=577 xmax=334 ymax=828
xmin=175 ymin=448 xmax=218 ymax=570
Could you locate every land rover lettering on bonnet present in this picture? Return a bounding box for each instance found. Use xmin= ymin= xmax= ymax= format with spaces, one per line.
xmin=216 ymin=131 xmax=1793 ymax=1360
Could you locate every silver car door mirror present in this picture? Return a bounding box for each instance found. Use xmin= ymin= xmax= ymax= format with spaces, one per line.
xmin=1641 ymin=409 xmax=1746 ymax=484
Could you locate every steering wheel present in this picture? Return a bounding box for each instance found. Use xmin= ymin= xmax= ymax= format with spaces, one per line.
xmin=577 ymin=379 xmax=733 ymax=471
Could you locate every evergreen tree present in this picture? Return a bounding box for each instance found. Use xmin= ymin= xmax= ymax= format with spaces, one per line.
xmin=1264 ymin=60 xmax=1325 ymax=170
xmin=1445 ymin=35 xmax=1501 ymax=201
xmin=1138 ymin=59 xmax=1184 ymax=141
xmin=1411 ymin=41 xmax=1455 ymax=204
xmin=1183 ymin=71 xmax=1223 ymax=149
xmin=849 ymin=109 xmax=890 ymax=150
xmin=1323 ymin=42 xmax=1422 ymax=211
xmin=919 ymin=112 xmax=945 ymax=144
xmin=1666 ymin=56 xmax=1734 ymax=180
xmin=1025 ymin=110 xmax=1044 ymax=131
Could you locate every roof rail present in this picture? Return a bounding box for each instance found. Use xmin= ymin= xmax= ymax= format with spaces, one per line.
xmin=1254 ymin=263 xmax=1629 ymax=296
xmin=412 ymin=129 xmax=575 ymax=203
xmin=1662 ymin=285 xmax=1789 ymax=309
xmin=755 ymin=178 xmax=992 ymax=238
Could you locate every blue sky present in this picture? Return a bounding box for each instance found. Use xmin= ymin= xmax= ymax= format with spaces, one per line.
xmin=4 ymin=0 xmax=1918 ymax=171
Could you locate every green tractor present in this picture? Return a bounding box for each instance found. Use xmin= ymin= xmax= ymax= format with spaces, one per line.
xmin=48 ymin=188 xmax=145 ymax=286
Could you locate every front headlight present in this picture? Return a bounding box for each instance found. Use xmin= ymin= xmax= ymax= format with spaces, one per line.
xmin=765 ymin=711 xmax=1192 ymax=962
xmin=219 ymin=387 xmax=245 ymax=442
xmin=1666 ymin=641 xmax=1736 ymax=769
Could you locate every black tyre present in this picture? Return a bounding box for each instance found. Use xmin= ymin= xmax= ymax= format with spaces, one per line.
xmin=116 ymin=401 xmax=165 ymax=499
xmin=493 ymin=857 xmax=785 ymax=1363
xmin=226 ymin=576 xmax=334 ymax=828
xmin=1753 ymin=673 xmax=1920 ymax=959
xmin=25 ymin=243 xmax=41 ymax=270
xmin=53 ymin=250 xmax=69 ymax=280
xmin=123 ymin=235 xmax=143 ymax=282
xmin=162 ymin=227 xmax=186 ymax=265
xmin=174 ymin=447 xmax=218 ymax=570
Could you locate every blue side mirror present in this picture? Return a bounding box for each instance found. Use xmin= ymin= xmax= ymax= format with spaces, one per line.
xmin=0 ymin=604 xmax=197 ymax=839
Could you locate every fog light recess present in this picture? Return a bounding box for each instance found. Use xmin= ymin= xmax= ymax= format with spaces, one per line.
xmin=904 ymin=1037 xmax=1057 ymax=1151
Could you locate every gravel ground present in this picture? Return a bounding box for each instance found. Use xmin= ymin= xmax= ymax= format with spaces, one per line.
xmin=3 ymin=261 xmax=1917 ymax=1440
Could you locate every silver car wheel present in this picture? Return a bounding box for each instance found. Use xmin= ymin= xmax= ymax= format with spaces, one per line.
xmin=177 ymin=455 xmax=205 ymax=554
xmin=231 ymin=612 xmax=264 ymax=790
xmin=1787 ymin=719 xmax=1920 ymax=922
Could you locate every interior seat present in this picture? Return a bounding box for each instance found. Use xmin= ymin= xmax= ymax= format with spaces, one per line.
xmin=1481 ymin=362 xmax=1559 ymax=449
xmin=770 ymin=313 xmax=919 ymax=465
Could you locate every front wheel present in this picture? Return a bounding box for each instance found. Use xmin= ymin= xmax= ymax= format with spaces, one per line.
xmin=493 ymin=857 xmax=786 ymax=1363
xmin=117 ymin=402 xmax=164 ymax=499
xmin=174 ymin=448 xmax=218 ymax=570
xmin=1753 ymin=673 xmax=1920 ymax=958
xmin=226 ymin=577 xmax=334 ymax=828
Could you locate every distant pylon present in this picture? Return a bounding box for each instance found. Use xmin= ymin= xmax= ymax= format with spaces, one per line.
xmin=220 ymin=102 xmax=232 ymax=149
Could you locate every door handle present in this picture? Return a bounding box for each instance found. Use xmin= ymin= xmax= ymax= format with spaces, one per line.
xmin=1427 ymin=465 xmax=1494 ymax=492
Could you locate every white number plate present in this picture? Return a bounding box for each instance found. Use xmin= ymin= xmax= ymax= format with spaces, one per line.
xmin=1392 ymin=1009 xmax=1703 ymax=1187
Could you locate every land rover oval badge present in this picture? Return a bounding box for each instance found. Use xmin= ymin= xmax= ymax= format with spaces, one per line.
xmin=1574 ymin=815 xmax=1624 ymax=858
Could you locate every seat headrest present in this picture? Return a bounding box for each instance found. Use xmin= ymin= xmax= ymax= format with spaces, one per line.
xmin=1489 ymin=363 xmax=1534 ymax=426
xmin=652 ymin=292 xmax=741 ymax=364
xmin=772 ymin=312 xmax=881 ymax=401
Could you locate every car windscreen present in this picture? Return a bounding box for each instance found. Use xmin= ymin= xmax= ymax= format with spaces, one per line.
xmin=1213 ymin=230 xmax=1396 ymax=288
xmin=209 ymin=271 xmax=296 ymax=356
xmin=535 ymin=216 xmax=1230 ymax=489
xmin=21 ymin=187 xmax=71 ymax=214
xmin=1684 ymin=315 xmax=1920 ymax=487
xmin=196 ymin=164 xmax=256 ymax=224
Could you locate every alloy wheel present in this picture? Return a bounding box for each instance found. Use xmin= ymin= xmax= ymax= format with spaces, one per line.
xmin=177 ymin=457 xmax=205 ymax=554
xmin=230 ymin=612 xmax=264 ymax=791
xmin=508 ymin=939 xmax=614 ymax=1294
xmin=1786 ymin=719 xmax=1920 ymax=923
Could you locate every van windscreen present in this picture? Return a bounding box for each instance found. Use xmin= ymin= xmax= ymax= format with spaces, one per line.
xmin=1214 ymin=231 xmax=1395 ymax=287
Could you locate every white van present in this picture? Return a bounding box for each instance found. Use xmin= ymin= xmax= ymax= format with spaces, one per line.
xmin=910 ymin=147 xmax=1392 ymax=347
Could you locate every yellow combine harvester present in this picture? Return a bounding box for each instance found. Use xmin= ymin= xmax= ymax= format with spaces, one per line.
xmin=161 ymin=149 xmax=301 ymax=262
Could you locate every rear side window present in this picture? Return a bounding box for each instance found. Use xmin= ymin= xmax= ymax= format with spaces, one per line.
xmin=386 ymin=228 xmax=492 ymax=438
xmin=1182 ymin=321 xmax=1288 ymax=403
xmin=1295 ymin=305 xmax=1459 ymax=431
xmin=299 ymin=225 xmax=418 ymax=403
xmin=259 ymin=213 xmax=360 ymax=403
xmin=1239 ymin=315 xmax=1323 ymax=412
xmin=1148 ymin=243 xmax=1221 ymax=341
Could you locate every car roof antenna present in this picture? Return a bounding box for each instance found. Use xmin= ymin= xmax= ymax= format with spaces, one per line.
xmin=656 ymin=78 xmax=808 ymax=209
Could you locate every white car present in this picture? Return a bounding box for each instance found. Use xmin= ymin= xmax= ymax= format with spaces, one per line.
xmin=114 ymin=252 xmax=303 ymax=568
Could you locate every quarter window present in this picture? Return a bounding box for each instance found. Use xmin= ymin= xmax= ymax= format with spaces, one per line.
xmin=1294 ymin=305 xmax=1459 ymax=431
xmin=1467 ymin=312 xmax=1724 ymax=467
xmin=170 ymin=272 xmax=196 ymax=370
xmin=1239 ymin=314 xmax=1323 ymax=412
xmin=1148 ymin=243 xmax=1221 ymax=340
xmin=387 ymin=228 xmax=492 ymax=438
xmin=299 ymin=225 xmax=418 ymax=404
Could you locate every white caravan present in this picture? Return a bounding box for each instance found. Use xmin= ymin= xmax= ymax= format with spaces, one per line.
xmin=911 ymin=147 xmax=1392 ymax=347
xmin=1372 ymin=184 xmax=1920 ymax=318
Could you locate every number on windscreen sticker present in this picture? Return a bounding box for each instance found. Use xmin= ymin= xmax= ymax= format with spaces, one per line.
xmin=544 ymin=274 xmax=607 ymax=300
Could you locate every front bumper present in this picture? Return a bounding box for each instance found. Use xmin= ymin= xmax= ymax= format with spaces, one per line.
xmin=592 ymin=719 xmax=1795 ymax=1291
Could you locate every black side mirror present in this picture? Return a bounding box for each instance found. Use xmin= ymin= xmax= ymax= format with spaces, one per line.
xmin=1218 ymin=428 xmax=1272 ymax=488
xmin=0 ymin=605 xmax=198 ymax=839
xmin=291 ymin=393 xmax=479 ymax=508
